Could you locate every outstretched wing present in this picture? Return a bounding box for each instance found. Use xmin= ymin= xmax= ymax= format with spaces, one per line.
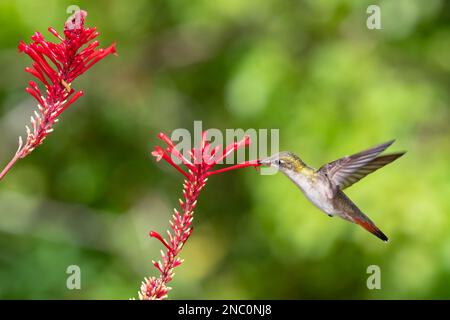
xmin=318 ymin=140 xmax=404 ymax=190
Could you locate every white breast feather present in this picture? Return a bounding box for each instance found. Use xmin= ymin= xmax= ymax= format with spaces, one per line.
xmin=287 ymin=172 xmax=335 ymax=215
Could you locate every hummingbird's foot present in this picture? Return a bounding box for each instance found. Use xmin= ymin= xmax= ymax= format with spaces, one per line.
xmin=328 ymin=214 xmax=333 ymax=217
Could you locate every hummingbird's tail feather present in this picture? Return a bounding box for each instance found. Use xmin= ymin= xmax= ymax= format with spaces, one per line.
xmin=352 ymin=215 xmax=388 ymax=242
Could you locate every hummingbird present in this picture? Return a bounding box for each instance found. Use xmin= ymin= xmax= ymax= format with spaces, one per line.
xmin=259 ymin=140 xmax=405 ymax=242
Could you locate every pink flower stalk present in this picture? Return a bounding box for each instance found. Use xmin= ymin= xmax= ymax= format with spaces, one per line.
xmin=138 ymin=131 xmax=259 ymax=300
xmin=0 ymin=9 xmax=116 ymax=181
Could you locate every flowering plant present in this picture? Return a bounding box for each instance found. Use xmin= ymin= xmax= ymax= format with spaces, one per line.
xmin=138 ymin=131 xmax=259 ymax=300
xmin=0 ymin=9 xmax=116 ymax=180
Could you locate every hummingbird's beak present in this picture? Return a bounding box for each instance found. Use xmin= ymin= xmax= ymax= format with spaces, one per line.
xmin=258 ymin=158 xmax=271 ymax=167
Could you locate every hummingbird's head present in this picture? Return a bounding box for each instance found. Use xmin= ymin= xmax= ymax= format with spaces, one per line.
xmin=258 ymin=151 xmax=305 ymax=173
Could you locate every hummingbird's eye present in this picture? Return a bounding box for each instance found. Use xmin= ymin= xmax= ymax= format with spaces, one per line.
xmin=277 ymin=159 xmax=284 ymax=166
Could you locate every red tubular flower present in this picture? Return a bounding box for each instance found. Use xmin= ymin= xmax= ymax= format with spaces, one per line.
xmin=138 ymin=131 xmax=259 ymax=300
xmin=0 ymin=9 xmax=116 ymax=181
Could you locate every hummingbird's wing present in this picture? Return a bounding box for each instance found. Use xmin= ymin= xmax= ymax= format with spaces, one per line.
xmin=318 ymin=140 xmax=404 ymax=190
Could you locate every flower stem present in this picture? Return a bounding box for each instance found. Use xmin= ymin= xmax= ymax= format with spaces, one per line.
xmin=0 ymin=152 xmax=21 ymax=181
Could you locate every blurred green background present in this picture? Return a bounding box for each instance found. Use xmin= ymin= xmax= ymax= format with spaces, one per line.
xmin=0 ymin=0 xmax=449 ymax=299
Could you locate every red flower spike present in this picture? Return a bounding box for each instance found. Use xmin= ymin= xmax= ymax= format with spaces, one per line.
xmin=0 ymin=9 xmax=116 ymax=181
xmin=138 ymin=130 xmax=260 ymax=300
